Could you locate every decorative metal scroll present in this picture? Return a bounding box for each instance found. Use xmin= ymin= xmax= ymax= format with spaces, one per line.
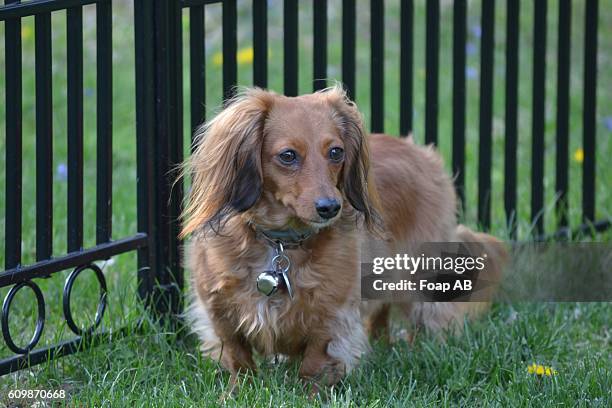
xmin=1 ymin=281 xmax=46 ymax=354
xmin=63 ymin=264 xmax=108 ymax=336
xmin=1 ymin=263 xmax=108 ymax=356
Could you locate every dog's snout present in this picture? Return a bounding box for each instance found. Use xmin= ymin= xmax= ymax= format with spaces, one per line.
xmin=315 ymin=198 xmax=341 ymax=219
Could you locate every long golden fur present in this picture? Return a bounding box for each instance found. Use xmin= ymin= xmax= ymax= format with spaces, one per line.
xmin=181 ymin=86 xmax=506 ymax=388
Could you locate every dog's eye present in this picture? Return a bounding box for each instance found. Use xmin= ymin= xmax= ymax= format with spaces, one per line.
xmin=329 ymin=147 xmax=345 ymax=163
xmin=278 ymin=149 xmax=297 ymax=165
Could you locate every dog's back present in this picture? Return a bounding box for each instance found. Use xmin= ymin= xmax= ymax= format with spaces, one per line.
xmin=369 ymin=134 xmax=457 ymax=243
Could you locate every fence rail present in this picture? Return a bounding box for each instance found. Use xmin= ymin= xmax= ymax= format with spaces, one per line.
xmin=1 ymin=0 xmax=609 ymax=376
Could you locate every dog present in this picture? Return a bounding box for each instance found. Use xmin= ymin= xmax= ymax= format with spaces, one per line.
xmin=180 ymin=85 xmax=506 ymax=388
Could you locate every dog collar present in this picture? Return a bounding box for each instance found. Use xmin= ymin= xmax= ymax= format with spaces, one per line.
xmin=251 ymin=224 xmax=314 ymax=249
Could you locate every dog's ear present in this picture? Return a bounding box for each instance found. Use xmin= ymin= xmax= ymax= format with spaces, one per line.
xmin=180 ymin=88 xmax=274 ymax=237
xmin=323 ymin=85 xmax=385 ymax=236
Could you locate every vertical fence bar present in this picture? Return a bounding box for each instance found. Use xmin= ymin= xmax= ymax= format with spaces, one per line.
xmin=478 ymin=0 xmax=494 ymax=231
xmin=505 ymin=0 xmax=519 ymax=238
xmin=5 ymin=0 xmax=22 ymax=268
xmin=556 ymin=0 xmax=571 ymax=229
xmin=313 ymin=0 xmax=327 ymax=91
xmin=135 ymin=0 xmax=157 ymax=303
xmin=152 ymin=0 xmax=184 ymax=315
xmin=284 ymin=0 xmax=298 ymax=96
xmin=253 ymin=0 xmax=267 ymax=88
xmin=190 ymin=4 xmax=206 ymax=134
xmin=170 ymin=0 xmax=184 ymax=310
xmin=531 ymin=0 xmax=547 ymax=236
xmin=97 ymin=0 xmax=113 ymax=244
xmin=342 ymin=0 xmax=355 ymax=100
xmin=452 ymin=0 xmax=466 ymax=206
xmin=67 ymin=5 xmax=84 ymax=252
xmin=223 ymin=0 xmax=237 ymax=101
xmin=582 ymin=0 xmax=598 ymax=224
xmin=370 ymin=0 xmax=384 ymax=133
xmin=35 ymin=12 xmax=53 ymax=261
xmin=399 ymin=0 xmax=413 ymax=137
xmin=425 ymin=0 xmax=439 ymax=145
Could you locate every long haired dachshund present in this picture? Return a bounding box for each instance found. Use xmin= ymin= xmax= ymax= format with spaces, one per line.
xmin=180 ymin=86 xmax=505 ymax=387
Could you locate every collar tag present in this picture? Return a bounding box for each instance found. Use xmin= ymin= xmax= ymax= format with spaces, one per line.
xmin=256 ymin=242 xmax=294 ymax=300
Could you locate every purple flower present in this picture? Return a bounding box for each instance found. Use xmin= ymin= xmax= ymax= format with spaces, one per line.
xmin=466 ymin=66 xmax=478 ymax=79
xmin=466 ymin=42 xmax=477 ymax=56
xmin=56 ymin=163 xmax=67 ymax=181
xmin=603 ymin=116 xmax=612 ymax=131
xmin=470 ymin=25 xmax=482 ymax=38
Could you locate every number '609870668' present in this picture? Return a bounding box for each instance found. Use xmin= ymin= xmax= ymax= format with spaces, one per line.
xmin=8 ymin=389 xmax=66 ymax=400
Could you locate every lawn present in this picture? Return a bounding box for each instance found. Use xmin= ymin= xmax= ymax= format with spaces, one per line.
xmin=0 ymin=0 xmax=611 ymax=406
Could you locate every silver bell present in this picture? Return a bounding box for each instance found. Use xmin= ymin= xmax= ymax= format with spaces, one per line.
xmin=257 ymin=271 xmax=280 ymax=296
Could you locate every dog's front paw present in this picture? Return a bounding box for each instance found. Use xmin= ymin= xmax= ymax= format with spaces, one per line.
xmin=299 ymin=353 xmax=346 ymax=387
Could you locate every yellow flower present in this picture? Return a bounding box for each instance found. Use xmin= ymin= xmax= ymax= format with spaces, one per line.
xmin=573 ymin=148 xmax=584 ymax=163
xmin=211 ymin=47 xmax=254 ymax=67
xmin=527 ymin=363 xmax=557 ymax=376
xmin=212 ymin=51 xmax=223 ymax=66
xmin=21 ymin=25 xmax=33 ymax=40
xmin=237 ymin=47 xmax=254 ymax=64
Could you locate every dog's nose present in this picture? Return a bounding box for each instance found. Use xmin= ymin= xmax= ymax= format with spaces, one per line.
xmin=315 ymin=198 xmax=341 ymax=219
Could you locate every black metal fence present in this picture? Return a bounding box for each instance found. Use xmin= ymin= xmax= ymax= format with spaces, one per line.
xmin=0 ymin=0 xmax=609 ymax=376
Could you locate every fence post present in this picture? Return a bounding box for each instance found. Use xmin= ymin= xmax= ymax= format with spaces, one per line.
xmin=135 ymin=0 xmax=184 ymax=321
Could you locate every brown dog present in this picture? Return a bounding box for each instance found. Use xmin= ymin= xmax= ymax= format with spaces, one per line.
xmin=180 ymin=86 xmax=505 ymax=387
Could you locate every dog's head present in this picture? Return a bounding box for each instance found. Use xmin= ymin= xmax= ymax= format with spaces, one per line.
xmin=180 ymin=85 xmax=383 ymax=237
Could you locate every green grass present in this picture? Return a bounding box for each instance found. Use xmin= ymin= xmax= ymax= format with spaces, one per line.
xmin=2 ymin=303 xmax=610 ymax=406
xmin=0 ymin=0 xmax=611 ymax=405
